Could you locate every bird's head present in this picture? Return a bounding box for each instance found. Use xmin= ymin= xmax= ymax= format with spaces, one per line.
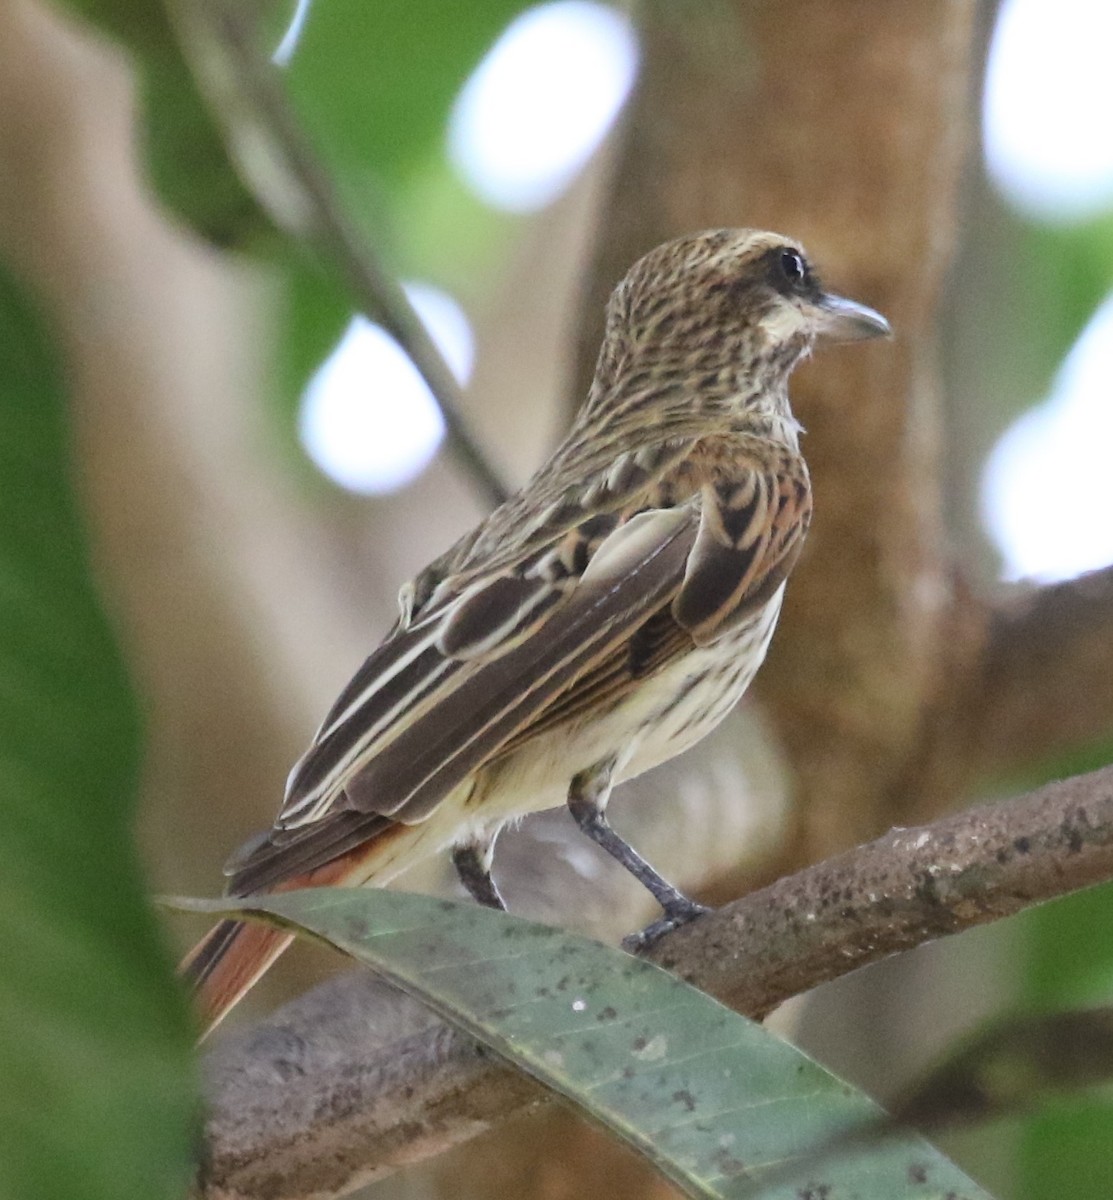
xmin=601 ymin=228 xmax=890 ymax=420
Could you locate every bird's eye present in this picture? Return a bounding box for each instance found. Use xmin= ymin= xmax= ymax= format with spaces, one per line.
xmin=779 ymin=249 xmax=807 ymax=287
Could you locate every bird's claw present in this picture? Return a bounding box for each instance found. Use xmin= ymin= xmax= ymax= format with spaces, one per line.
xmin=621 ymin=900 xmax=711 ymax=953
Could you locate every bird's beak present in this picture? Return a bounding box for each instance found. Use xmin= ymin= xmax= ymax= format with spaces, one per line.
xmin=811 ymin=292 xmax=891 ymax=342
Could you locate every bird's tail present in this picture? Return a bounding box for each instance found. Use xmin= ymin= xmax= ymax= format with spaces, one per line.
xmin=179 ymin=918 xmax=294 ymax=1040
xmin=178 ymin=839 xmax=392 ymax=1040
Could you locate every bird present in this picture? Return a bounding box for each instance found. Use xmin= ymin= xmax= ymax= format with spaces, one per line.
xmin=180 ymin=228 xmax=890 ymax=1036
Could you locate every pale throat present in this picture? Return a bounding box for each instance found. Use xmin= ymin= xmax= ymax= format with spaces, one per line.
xmin=757 ymin=298 xmax=811 ymax=343
xmin=717 ymin=376 xmax=803 ymax=449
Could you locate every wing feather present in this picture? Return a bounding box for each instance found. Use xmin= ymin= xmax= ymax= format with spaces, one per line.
xmin=438 ymin=574 xmax=566 ymax=660
xmin=344 ymin=506 xmax=697 ymax=823
xmin=281 ymin=638 xmax=457 ymax=824
xmin=500 ymin=459 xmax=811 ymax=747
xmin=265 ymin=505 xmax=697 ymax=888
xmin=243 ymin=438 xmax=810 ymax=892
xmin=673 ymin=461 xmax=811 ymax=644
xmin=224 ymin=811 xmax=393 ymax=895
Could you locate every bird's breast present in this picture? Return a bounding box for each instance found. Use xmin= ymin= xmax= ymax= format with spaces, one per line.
xmin=616 ymin=583 xmax=786 ymax=780
xmin=470 ymin=584 xmax=787 ymax=832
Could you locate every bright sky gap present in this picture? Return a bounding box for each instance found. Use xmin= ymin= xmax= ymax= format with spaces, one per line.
xmin=980 ymin=0 xmax=1113 ymax=580
xmin=299 ymin=285 xmax=471 ymax=494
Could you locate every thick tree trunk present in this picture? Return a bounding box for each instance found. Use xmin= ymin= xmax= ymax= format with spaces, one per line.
xmin=572 ymin=0 xmax=978 ymax=866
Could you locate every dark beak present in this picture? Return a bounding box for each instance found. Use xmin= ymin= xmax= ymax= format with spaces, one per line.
xmin=812 ymin=292 xmax=891 ymax=342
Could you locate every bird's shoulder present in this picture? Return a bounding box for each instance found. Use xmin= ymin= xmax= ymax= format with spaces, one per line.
xmin=396 ymin=426 xmax=704 ymax=626
xmin=397 ymin=422 xmax=808 ymax=633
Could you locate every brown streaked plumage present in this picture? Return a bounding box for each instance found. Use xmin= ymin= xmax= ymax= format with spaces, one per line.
xmin=180 ymin=229 xmax=890 ymax=1036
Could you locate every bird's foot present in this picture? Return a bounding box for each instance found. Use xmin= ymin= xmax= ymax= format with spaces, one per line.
xmin=621 ymin=898 xmax=711 ymax=953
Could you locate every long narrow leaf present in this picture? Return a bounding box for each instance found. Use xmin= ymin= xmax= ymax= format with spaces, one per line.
xmin=176 ymin=889 xmax=994 ymax=1200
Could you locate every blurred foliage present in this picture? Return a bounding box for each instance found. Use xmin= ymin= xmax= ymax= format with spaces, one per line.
xmin=1019 ymin=1094 xmax=1113 ymax=1200
xmin=1017 ymin=216 xmax=1113 ymax=383
xmin=272 ymin=0 xmax=528 ymax=449
xmin=981 ymin=723 xmax=1113 ymax=1198
xmin=3 ymin=0 xmax=538 ymax=1192
xmin=272 ymin=255 xmax=352 ymax=438
xmin=943 ymin=182 xmax=1113 ymax=596
xmin=947 ymin=187 xmax=1113 ymax=503
xmin=1020 ymin=870 xmax=1113 ymax=1200
xmin=949 ymin=184 xmax=1113 ymax=1200
xmin=281 ymin=0 xmax=523 ymax=193
xmin=67 ymin=0 xmax=265 ymax=245
xmin=968 ymin=639 xmax=1113 ymax=1199
xmin=0 ymin=266 xmax=196 ymax=1200
xmin=893 ymin=1007 xmax=1113 ymax=1129
xmin=996 ymin=210 xmax=1113 ymax=412
xmin=883 ymin=136 xmax=1113 ymax=1192
xmin=69 ymin=0 xmax=527 ymax=465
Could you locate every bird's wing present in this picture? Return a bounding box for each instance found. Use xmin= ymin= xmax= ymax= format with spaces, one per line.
xmin=674 ymin=454 xmax=811 ymax=644
xmin=273 ymin=513 xmax=630 ymax=831
xmin=497 ymin=452 xmax=811 ymax=746
xmin=275 ymin=430 xmax=700 ymax=831
xmin=224 ymin=503 xmax=697 ymax=896
xmin=226 ymin=449 xmax=809 ymax=895
xmin=284 ymin=503 xmax=698 ymax=826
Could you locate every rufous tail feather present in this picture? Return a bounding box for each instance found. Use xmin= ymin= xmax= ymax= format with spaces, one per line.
xmin=179 ymin=919 xmax=295 ymax=1040
xmin=177 ymin=837 xmax=402 ymax=1039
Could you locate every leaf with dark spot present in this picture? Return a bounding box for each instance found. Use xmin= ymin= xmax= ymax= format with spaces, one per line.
xmin=172 ymin=890 xmax=996 ymax=1200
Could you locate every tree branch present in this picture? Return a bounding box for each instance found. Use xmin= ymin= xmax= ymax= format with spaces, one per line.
xmin=971 ymin=565 xmax=1113 ymax=774
xmin=899 ymin=565 xmax=1113 ymax=824
xmin=166 ymin=0 xmax=509 ymax=507
xmin=200 ymin=765 xmax=1113 ymax=1199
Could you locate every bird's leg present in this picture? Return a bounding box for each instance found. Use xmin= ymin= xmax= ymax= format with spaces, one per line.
xmin=452 ymin=833 xmax=506 ymax=910
xmin=566 ymin=759 xmax=709 ymax=951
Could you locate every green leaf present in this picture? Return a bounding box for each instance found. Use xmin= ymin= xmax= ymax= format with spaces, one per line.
xmin=0 ymin=268 xmax=196 ymax=1200
xmin=282 ymin=0 xmax=530 ymax=192
xmin=66 ymin=0 xmax=266 ymax=246
xmin=177 ymin=889 xmax=995 ymax=1200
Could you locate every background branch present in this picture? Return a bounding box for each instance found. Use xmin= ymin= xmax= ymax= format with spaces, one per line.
xmin=168 ymin=0 xmax=509 ymax=507
xmin=968 ymin=564 xmax=1113 ymax=775
xmin=898 ymin=563 xmax=1113 ymax=825
xmin=200 ymin=765 xmax=1113 ymax=1200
